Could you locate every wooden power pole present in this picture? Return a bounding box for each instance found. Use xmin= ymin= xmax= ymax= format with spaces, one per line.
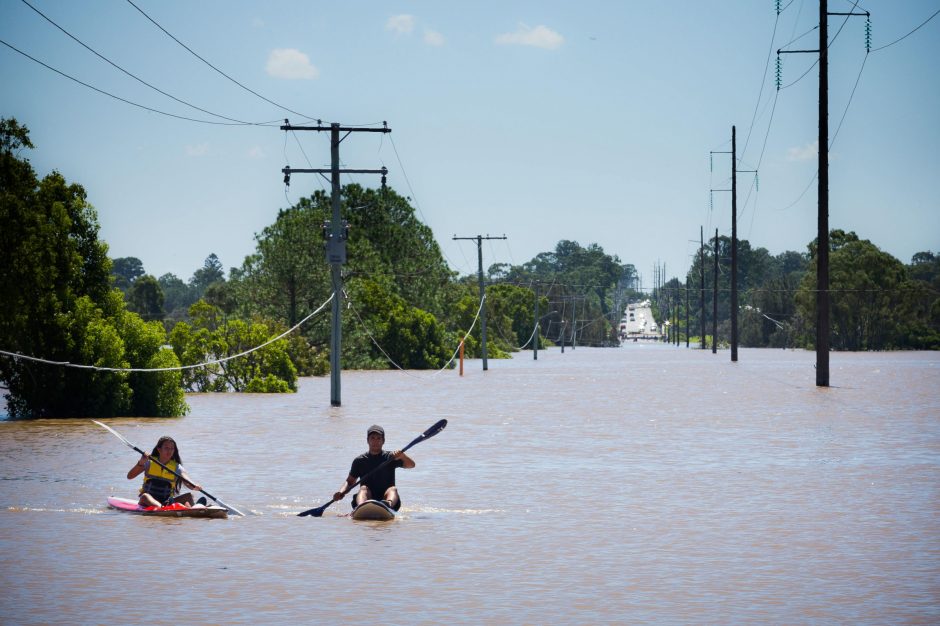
xmin=281 ymin=121 xmax=391 ymax=406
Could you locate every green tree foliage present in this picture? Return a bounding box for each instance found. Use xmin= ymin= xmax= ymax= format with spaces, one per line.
xmin=126 ymin=274 xmax=165 ymax=321
xmin=169 ymin=300 xmax=297 ymax=392
xmin=681 ymin=236 xmax=810 ymax=348
xmin=795 ymin=232 xmax=930 ymax=350
xmin=228 ymin=184 xmax=458 ymax=370
xmin=158 ymin=272 xmax=197 ymax=322
xmin=230 ymin=200 xmax=328 ymax=327
xmin=493 ymin=240 xmax=624 ymax=347
xmin=486 ymin=283 xmax=545 ymax=351
xmin=152 ymin=255 xmax=227 ymax=323
xmin=898 ymin=251 xmax=940 ymax=348
xmin=344 ymin=279 xmax=456 ymax=369
xmin=190 ymin=253 xmax=226 ymax=296
xmin=0 ymin=118 xmax=186 ymax=417
xmin=111 ymin=256 xmax=145 ymax=292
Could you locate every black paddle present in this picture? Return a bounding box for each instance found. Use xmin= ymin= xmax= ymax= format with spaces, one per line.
xmin=298 ymin=418 xmax=448 ymax=518
xmin=92 ymin=420 xmax=246 ymax=517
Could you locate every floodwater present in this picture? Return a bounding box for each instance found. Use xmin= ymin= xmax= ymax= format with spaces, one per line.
xmin=1 ymin=345 xmax=938 ymax=625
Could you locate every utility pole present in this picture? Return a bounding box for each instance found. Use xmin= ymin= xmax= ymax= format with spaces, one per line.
xmin=280 ymin=120 xmax=390 ymax=406
xmin=777 ymin=0 xmax=870 ymax=386
xmin=685 ymin=275 xmax=690 ymax=348
xmin=570 ymin=299 xmax=577 ymax=350
xmin=453 ymin=234 xmax=506 ymax=371
xmin=533 ymin=286 xmax=539 ymax=361
xmin=712 ymin=228 xmax=718 ymax=354
xmin=817 ymin=0 xmax=830 ymax=386
xmin=731 ymin=125 xmax=738 ymax=363
xmin=700 ymin=226 xmax=706 ymax=350
xmin=709 ymin=143 xmax=732 ymax=354
xmin=674 ymin=287 xmax=679 ymax=346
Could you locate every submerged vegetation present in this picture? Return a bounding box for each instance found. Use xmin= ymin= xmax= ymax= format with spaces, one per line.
xmin=2 ymin=118 xmax=938 ymax=417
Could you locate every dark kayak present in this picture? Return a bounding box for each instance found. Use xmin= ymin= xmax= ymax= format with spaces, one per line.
xmin=350 ymin=499 xmax=396 ymax=521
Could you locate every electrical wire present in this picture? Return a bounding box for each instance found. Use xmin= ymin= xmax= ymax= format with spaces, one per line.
xmin=19 ymin=0 xmax=276 ymax=126
xmin=0 ymin=293 xmax=334 ymax=373
xmin=343 ymin=289 xmax=485 ymax=378
xmin=124 ymin=0 xmax=318 ymax=121
xmin=871 ymin=8 xmax=940 ymax=51
xmin=0 ymin=38 xmax=261 ymax=126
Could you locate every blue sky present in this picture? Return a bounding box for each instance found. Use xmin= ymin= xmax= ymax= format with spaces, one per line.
xmin=2 ymin=1 xmax=938 ymax=289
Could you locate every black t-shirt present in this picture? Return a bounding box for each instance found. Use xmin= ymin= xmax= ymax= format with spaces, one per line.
xmin=350 ymin=451 xmax=403 ymax=498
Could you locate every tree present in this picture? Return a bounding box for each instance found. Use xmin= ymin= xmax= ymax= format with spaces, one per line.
xmin=487 ymin=283 xmax=543 ymax=350
xmin=111 ymin=257 xmax=145 ymax=292
xmin=797 ymin=233 xmax=907 ymax=350
xmin=169 ymin=300 xmax=297 ymax=392
xmin=126 ymin=274 xmax=165 ymax=321
xmin=344 ymin=279 xmax=456 ymax=369
xmin=227 ymin=184 xmax=458 ymax=371
xmin=0 ymin=118 xmax=187 ymax=417
xmin=490 ymin=240 xmax=624 ymax=347
xmin=190 ymin=253 xmax=225 ymax=299
xmin=230 ymin=202 xmax=328 ymax=327
xmin=158 ymin=272 xmax=196 ymax=322
xmin=620 ymin=264 xmax=639 ymax=291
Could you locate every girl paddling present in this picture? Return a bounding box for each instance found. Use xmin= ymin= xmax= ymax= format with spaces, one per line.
xmin=126 ymin=436 xmax=204 ymax=508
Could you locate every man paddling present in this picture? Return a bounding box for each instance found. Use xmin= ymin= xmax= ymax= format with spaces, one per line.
xmin=333 ymin=425 xmax=415 ymax=512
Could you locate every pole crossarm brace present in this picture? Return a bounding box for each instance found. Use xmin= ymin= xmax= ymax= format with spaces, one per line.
xmin=282 ymin=167 xmax=388 ymax=175
xmin=280 ymin=123 xmax=391 ymax=133
xmin=452 ymin=235 xmax=508 ymax=242
xmin=281 ymin=121 xmax=391 ymax=146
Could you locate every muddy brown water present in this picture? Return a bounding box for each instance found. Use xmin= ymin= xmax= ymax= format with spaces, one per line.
xmin=1 ymin=345 xmax=937 ymax=624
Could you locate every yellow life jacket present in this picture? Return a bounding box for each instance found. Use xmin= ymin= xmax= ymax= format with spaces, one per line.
xmin=139 ymin=456 xmax=180 ymax=503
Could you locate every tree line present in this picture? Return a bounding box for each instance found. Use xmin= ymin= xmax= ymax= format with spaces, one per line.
xmin=653 ymin=231 xmax=940 ymax=351
xmin=2 ymin=117 xmax=937 ymax=418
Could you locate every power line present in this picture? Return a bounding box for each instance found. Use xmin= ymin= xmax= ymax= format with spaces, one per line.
xmin=19 ymin=0 xmax=274 ymax=126
xmin=0 ymin=294 xmax=334 ymax=373
xmin=741 ymin=9 xmax=782 ymax=160
xmin=0 ymin=38 xmax=262 ymax=126
xmin=124 ymin=0 xmax=317 ymax=121
xmin=871 ymin=8 xmax=940 ymax=52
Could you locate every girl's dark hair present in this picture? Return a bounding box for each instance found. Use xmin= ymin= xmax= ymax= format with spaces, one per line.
xmin=150 ymin=436 xmax=183 ymax=464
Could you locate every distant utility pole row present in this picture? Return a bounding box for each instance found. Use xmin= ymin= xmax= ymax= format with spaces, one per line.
xmin=666 ymin=0 xmax=869 ymax=387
